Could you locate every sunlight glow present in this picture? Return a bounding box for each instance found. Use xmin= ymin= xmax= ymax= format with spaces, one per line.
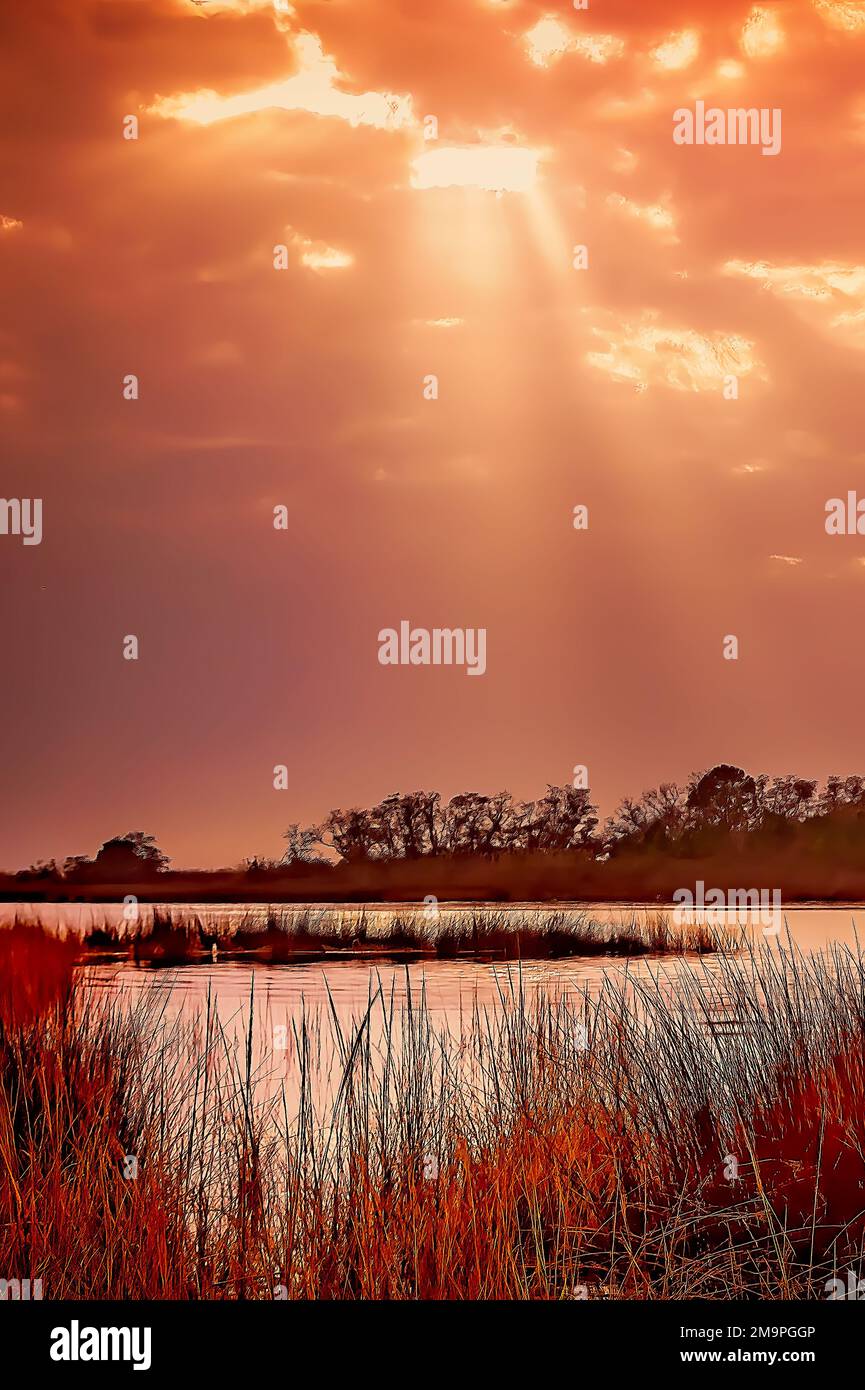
xmin=411 ymin=146 xmax=538 ymax=194
xmin=717 ymin=59 xmax=746 ymax=78
xmin=814 ymin=0 xmax=865 ymax=31
xmin=723 ymin=259 xmax=865 ymax=300
xmin=524 ymin=18 xmax=624 ymax=67
xmin=525 ymin=17 xmax=572 ymax=66
xmin=586 ymin=312 xmax=763 ymax=392
xmin=182 ymin=0 xmax=295 ymax=14
xmin=740 ymin=6 xmax=785 ymax=58
xmin=149 ymin=33 xmax=413 ymax=130
xmin=571 ymin=35 xmax=625 ymax=64
xmin=724 ymin=258 xmax=865 ymax=344
xmin=651 ymin=30 xmax=700 ymax=71
xmin=297 ymin=239 xmax=353 ymax=271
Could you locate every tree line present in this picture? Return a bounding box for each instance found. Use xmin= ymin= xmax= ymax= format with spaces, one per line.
xmin=281 ymin=765 xmax=865 ymax=867
xmin=11 ymin=765 xmax=865 ymax=884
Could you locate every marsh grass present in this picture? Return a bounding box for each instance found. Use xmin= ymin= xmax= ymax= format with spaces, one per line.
xmin=2 ymin=924 xmax=864 ymax=1299
xmin=76 ymin=904 xmax=731 ymax=964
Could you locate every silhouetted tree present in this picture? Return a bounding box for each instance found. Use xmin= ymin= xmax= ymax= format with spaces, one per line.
xmin=15 ymin=858 xmax=60 ymax=880
xmin=22 ymin=768 xmax=865 ymax=896
xmin=819 ymin=776 xmax=865 ymax=814
xmin=523 ymin=785 xmax=598 ymax=851
xmin=686 ymin=765 xmax=760 ymax=834
xmin=605 ymin=783 xmax=687 ymax=853
xmin=315 ymin=806 xmax=380 ymax=862
xmin=443 ymin=792 xmax=512 ymax=856
xmin=303 ymin=785 xmax=597 ymax=863
xmin=65 ymin=832 xmax=169 ymax=882
xmin=760 ymin=775 xmax=817 ymax=821
xmin=281 ymin=824 xmax=328 ymax=866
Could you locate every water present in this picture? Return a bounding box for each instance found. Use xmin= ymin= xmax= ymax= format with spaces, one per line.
xmin=4 ymin=898 xmax=863 ymax=950
xmin=5 ymin=902 xmax=863 ymax=1123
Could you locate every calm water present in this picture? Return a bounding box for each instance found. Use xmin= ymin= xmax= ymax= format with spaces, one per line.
xmin=4 ymin=899 xmax=861 ymax=1018
xmin=5 ymin=902 xmax=862 ymax=1122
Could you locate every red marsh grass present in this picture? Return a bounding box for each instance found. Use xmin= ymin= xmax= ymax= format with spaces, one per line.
xmin=1 ymin=924 xmax=864 ymax=1298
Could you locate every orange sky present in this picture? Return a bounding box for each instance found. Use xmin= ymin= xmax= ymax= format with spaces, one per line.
xmin=2 ymin=0 xmax=865 ymax=871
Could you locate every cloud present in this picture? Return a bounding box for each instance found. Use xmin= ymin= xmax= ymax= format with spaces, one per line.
xmin=740 ymin=5 xmax=785 ymax=58
xmin=523 ymin=18 xmax=624 ymax=68
xmin=724 ymin=258 xmax=865 ymax=299
xmin=813 ymin=1 xmax=865 ymax=32
xmin=176 ymin=0 xmax=294 ymax=12
xmin=148 ymin=31 xmax=414 ymax=130
xmin=606 ymin=192 xmax=677 ymax=241
xmin=585 ymin=311 xmax=764 ymax=392
xmin=650 ymin=29 xmax=700 ymax=71
xmin=723 ymin=258 xmax=865 ymax=345
xmin=4 ymin=0 xmax=865 ymax=869
xmin=296 ymin=237 xmax=353 ymax=270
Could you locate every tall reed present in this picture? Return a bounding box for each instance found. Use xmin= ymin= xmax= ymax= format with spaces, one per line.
xmin=2 ymin=925 xmax=863 ymax=1298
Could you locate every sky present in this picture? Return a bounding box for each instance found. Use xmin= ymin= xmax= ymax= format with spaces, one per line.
xmin=2 ymin=0 xmax=865 ymax=871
